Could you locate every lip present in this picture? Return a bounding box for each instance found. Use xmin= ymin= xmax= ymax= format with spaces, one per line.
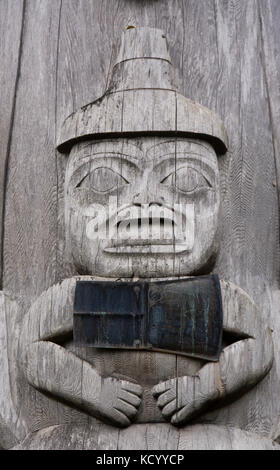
xmin=103 ymin=240 xmax=190 ymax=254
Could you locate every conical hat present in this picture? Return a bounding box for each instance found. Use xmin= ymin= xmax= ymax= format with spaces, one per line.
xmin=57 ymin=27 xmax=228 ymax=154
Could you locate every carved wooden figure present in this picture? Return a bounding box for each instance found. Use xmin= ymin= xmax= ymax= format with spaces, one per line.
xmin=1 ymin=22 xmax=279 ymax=450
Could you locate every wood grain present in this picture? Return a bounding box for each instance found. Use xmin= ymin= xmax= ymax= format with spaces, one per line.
xmin=1 ymin=0 xmax=280 ymax=449
xmin=204 ymin=0 xmax=280 ymax=436
xmin=1 ymin=0 xmax=75 ymax=443
xmin=55 ymin=2 xmax=280 ymax=436
xmin=0 ymin=0 xmax=25 ymax=286
xmin=257 ymin=0 xmax=280 ymax=440
xmin=13 ymin=423 xmax=280 ymax=450
xmin=0 ymin=292 xmax=27 ymax=448
xmin=3 ymin=0 xmax=62 ymax=306
xmin=18 ymin=276 xmax=273 ymax=432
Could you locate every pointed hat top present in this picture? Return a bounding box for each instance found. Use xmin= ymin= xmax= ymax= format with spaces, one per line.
xmin=57 ymin=26 xmax=228 ymax=154
xmin=107 ymin=26 xmax=176 ymax=93
xmin=114 ymin=26 xmax=171 ymax=65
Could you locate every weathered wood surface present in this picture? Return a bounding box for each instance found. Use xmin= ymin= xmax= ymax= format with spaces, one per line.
xmin=1 ymin=0 xmax=280 ymax=448
xmin=64 ymin=135 xmax=222 ymax=278
xmin=0 ymin=0 xmax=25 ymax=286
xmin=18 ymin=277 xmax=273 ymax=430
xmin=57 ymin=26 xmax=228 ymax=154
xmin=3 ymin=0 xmax=61 ymax=307
xmin=13 ymin=423 xmax=280 ymax=451
xmin=57 ymin=89 xmax=228 ymax=155
xmin=258 ymin=0 xmax=280 ymax=441
xmin=0 ymin=292 xmax=27 ymax=449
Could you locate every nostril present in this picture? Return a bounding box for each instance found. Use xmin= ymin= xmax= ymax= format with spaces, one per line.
xmin=148 ymin=202 xmax=163 ymax=207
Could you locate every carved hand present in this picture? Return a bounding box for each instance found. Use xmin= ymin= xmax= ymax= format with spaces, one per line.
xmin=152 ymin=368 xmax=219 ymax=425
xmin=94 ymin=376 xmax=143 ymax=427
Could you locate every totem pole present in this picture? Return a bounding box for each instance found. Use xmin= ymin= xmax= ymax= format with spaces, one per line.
xmin=1 ymin=26 xmax=279 ymax=450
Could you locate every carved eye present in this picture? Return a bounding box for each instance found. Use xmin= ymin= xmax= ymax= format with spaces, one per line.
xmin=77 ymin=167 xmax=129 ymax=192
xmin=161 ymin=167 xmax=211 ymax=193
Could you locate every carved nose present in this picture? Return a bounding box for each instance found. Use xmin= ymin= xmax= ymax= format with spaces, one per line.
xmin=133 ymin=193 xmax=141 ymax=204
xmin=133 ymin=192 xmax=164 ymax=206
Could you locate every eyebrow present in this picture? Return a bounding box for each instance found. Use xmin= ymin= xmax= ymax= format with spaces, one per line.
xmin=146 ymin=140 xmax=214 ymax=158
xmin=74 ymin=151 xmax=140 ymax=167
xmin=153 ymin=156 xmax=218 ymax=185
xmin=150 ymin=152 xmax=218 ymax=173
xmin=79 ymin=141 xmax=142 ymax=159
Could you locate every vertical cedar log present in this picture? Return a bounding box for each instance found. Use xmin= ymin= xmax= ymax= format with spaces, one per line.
xmin=257 ymin=0 xmax=280 ymax=440
xmin=180 ymin=0 xmax=280 ymax=435
xmin=0 ymin=0 xmax=25 ymax=286
xmin=3 ymin=1 xmax=61 ymax=306
xmin=1 ymin=0 xmax=83 ymax=442
xmin=1 ymin=0 xmax=280 ymax=447
xmin=55 ymin=0 xmax=280 ymax=435
xmin=0 ymin=0 xmax=26 ymax=448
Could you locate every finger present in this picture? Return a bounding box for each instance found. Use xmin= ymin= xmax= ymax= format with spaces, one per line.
xmin=122 ymin=381 xmax=142 ymax=397
xmin=114 ymin=399 xmax=138 ymax=419
xmin=119 ymin=389 xmax=142 ymax=408
xmin=157 ymin=389 xmax=176 ymax=409
xmin=152 ymin=380 xmax=173 ymax=398
xmin=110 ymin=408 xmax=131 ymax=428
xmin=161 ymin=399 xmax=177 ymax=418
xmin=171 ymin=406 xmax=190 ymax=425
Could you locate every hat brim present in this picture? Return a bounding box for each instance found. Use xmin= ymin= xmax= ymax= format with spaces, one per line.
xmin=57 ymin=89 xmax=228 ymax=155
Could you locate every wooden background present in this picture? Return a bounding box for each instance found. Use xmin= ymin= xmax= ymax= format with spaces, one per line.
xmin=1 ymin=0 xmax=280 ymax=440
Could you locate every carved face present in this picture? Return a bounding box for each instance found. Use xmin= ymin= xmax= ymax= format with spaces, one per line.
xmin=65 ymin=137 xmax=220 ymax=277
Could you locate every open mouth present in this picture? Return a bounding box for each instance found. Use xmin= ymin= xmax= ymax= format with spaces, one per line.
xmin=103 ymin=216 xmax=192 ymax=254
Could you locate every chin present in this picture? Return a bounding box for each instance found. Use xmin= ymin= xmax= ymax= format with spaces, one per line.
xmin=73 ymin=247 xmax=218 ymax=279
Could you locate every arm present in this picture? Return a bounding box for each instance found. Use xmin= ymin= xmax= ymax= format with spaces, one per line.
xmin=152 ymin=280 xmax=274 ymax=425
xmin=19 ymin=278 xmax=142 ymax=427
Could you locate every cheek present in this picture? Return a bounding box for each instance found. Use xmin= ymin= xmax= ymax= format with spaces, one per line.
xmin=68 ymin=188 xmax=111 ymax=208
xmin=67 ymin=186 xmax=136 ymax=214
xmin=67 ymin=206 xmax=101 ymax=240
xmin=66 ymin=207 xmax=85 ymax=243
xmin=196 ymin=189 xmax=219 ymax=215
xmin=193 ymin=191 xmax=220 ymax=243
xmin=66 ymin=207 xmax=101 ymax=269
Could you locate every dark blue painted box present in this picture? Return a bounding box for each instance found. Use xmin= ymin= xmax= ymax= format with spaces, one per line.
xmin=73 ymin=275 xmax=223 ymax=361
